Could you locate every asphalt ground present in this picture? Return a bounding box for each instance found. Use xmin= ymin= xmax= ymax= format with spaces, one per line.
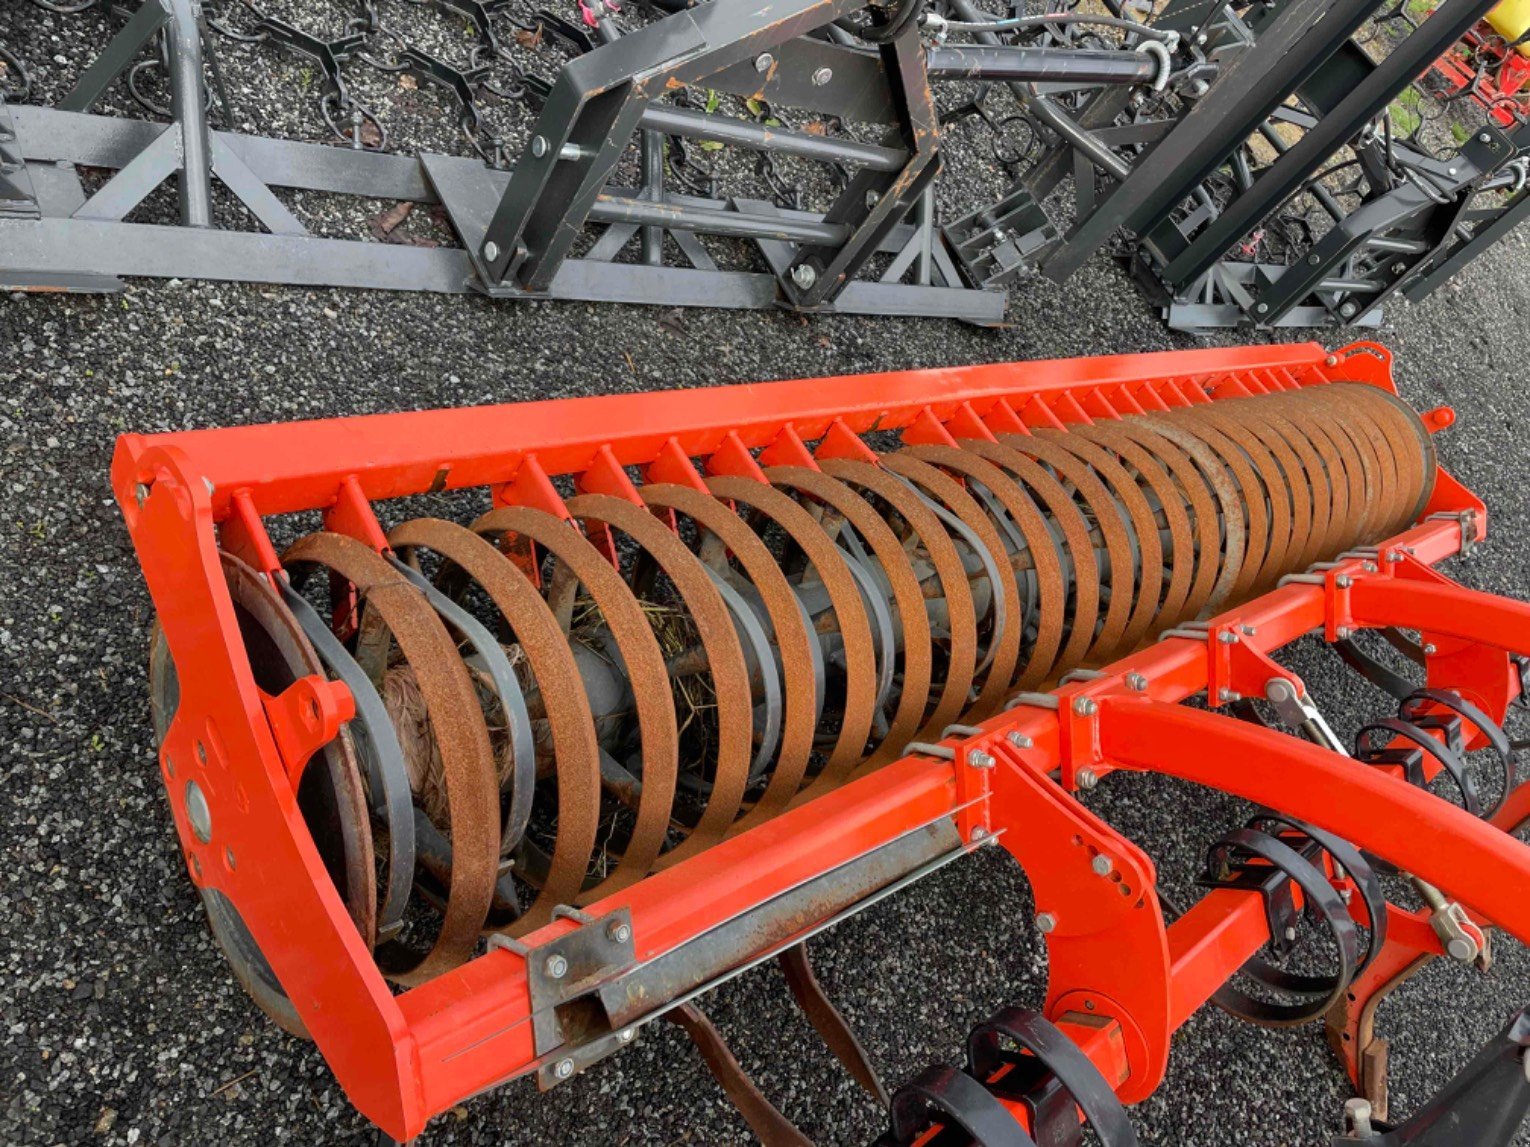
xmin=2 ymin=3 xmax=1530 ymax=1145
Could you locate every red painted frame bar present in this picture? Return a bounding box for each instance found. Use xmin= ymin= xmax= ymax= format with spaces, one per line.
xmin=111 ymin=341 xmax=1530 ymax=1140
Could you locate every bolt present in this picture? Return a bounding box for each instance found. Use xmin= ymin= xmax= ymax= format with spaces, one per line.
xmin=482 ymin=240 xmax=501 ymax=263
xmin=754 ymin=52 xmax=774 ymax=73
xmin=1284 ymin=925 xmax=1297 ymax=942
xmin=968 ymin=750 xmax=995 ymax=769
xmin=1362 ymin=561 xmax=1378 ymax=573
xmin=1035 ymin=912 xmax=1057 ymax=934
xmin=1072 ymin=697 xmax=1098 ymax=717
xmin=1256 ymin=302 xmax=1269 ymax=314
xmin=530 ymin=135 xmax=549 ymax=158
xmin=134 ymin=483 xmax=150 ymax=508
xmin=1218 ymin=688 xmax=1241 ymax=703
xmin=1340 ymin=302 xmax=1358 ymax=318
xmin=1310 ymin=253 xmax=1323 ymax=266
xmin=970 ymin=826 xmax=989 ymax=843
xmin=1091 ymin=853 xmax=1113 ymax=876
xmin=1084 ymin=999 xmax=1096 ymax=1011
xmin=1423 ymin=643 xmax=1437 ymax=655
xmin=1241 ymin=625 xmax=1257 ymax=636
xmin=1392 ymin=262 xmax=1408 ymax=276
xmin=1076 ymin=766 xmax=1099 ymax=790
xmin=1335 ymin=574 xmax=1353 ymax=589
xmin=1345 ymin=1098 xmax=1375 ymax=1139
xmin=1325 ymin=354 xmax=1339 ymax=367
xmin=1481 ymin=132 xmax=1494 ymax=143
xmin=1447 ymin=166 xmax=1458 ymax=177
xmin=791 ymin=263 xmax=818 ymax=290
xmin=1006 ymin=731 xmax=1033 ymax=749
xmin=555 ymin=1058 xmax=575 ymax=1080
xmin=544 ymin=953 xmax=569 ymax=980
xmin=185 ymin=780 xmax=212 ymax=844
xmin=607 ymin=920 xmax=632 ymax=945
xmin=618 ymin=1028 xmax=635 ymax=1044
xmin=1125 ymin=672 xmax=1149 ymax=692
xmin=1336 ymin=626 xmax=1352 ymax=640
xmin=866 ymin=190 xmax=881 ymax=210
xmin=1217 ymin=630 xmax=1239 ymax=645
xmin=1196 ymin=31 xmax=1207 ymax=44
xmin=812 ymin=66 xmax=833 ymax=86
xmin=1385 ymin=551 xmax=1403 ymax=564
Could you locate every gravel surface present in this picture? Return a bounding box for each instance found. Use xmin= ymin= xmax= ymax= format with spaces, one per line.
xmin=3 ymin=3 xmax=1530 ymax=1145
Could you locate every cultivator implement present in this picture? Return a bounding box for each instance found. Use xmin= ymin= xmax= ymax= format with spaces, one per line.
xmin=113 ymin=342 xmax=1530 ymax=1144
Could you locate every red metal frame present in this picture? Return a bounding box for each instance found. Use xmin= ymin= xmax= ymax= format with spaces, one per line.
xmin=112 ymin=341 xmax=1529 ymax=1141
xmin=1430 ymin=23 xmax=1530 ymax=128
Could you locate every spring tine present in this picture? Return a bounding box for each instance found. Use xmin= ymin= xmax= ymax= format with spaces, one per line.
xmin=666 ymin=1002 xmax=814 ymax=1147
xmin=778 ymin=943 xmax=889 ymax=1106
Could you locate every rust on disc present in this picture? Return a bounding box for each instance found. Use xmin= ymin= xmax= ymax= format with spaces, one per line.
xmin=284 ymin=531 xmax=498 ymax=986
xmin=879 ymin=451 xmax=1024 ymax=718
xmin=385 ymin=517 xmax=601 ymax=935
xmin=473 ymin=505 xmax=679 ymax=903
xmin=564 ymin=493 xmax=753 ymax=870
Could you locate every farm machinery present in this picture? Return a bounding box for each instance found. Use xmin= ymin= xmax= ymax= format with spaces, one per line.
xmin=113 ymin=341 xmax=1530 ymax=1144
xmin=1 ymin=0 xmax=1526 ymax=329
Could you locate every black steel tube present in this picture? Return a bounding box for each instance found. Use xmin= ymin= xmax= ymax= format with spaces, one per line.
xmin=925 ymin=44 xmax=1157 ymax=84
xmin=590 ymin=194 xmax=852 ymax=246
xmin=1161 ymin=0 xmax=1503 ymax=286
xmin=639 ymin=104 xmax=907 ymax=172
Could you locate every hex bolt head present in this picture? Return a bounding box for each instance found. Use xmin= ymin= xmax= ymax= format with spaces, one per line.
xmin=1072 ymin=697 xmax=1098 ymax=717
xmin=1091 ymin=853 xmax=1113 ymax=876
xmin=544 ymin=953 xmax=569 ymax=980
xmin=530 ymin=135 xmax=550 ymax=158
xmin=1240 ymin=625 xmax=1257 ymax=636
xmin=1217 ymin=630 xmax=1239 ymax=645
xmin=1076 ymin=766 xmax=1099 ymax=790
xmin=1340 ymin=302 xmax=1358 ymax=318
xmin=1335 ymin=574 xmax=1354 ymax=589
xmin=1125 ymin=672 xmax=1148 ymax=692
xmin=607 ymin=920 xmax=632 ymax=945
xmin=791 ymin=262 xmax=818 ymax=289
xmin=1035 ymin=912 xmax=1057 ymax=934
xmin=1480 ymin=132 xmax=1494 ymax=143
xmin=970 ymin=826 xmax=988 ymax=844
xmin=1006 ymin=731 xmax=1033 ymax=749
xmin=1218 ymin=688 xmax=1241 ymax=703
xmin=812 ymin=67 xmax=833 ymax=86
xmin=1325 ymin=354 xmax=1339 ymax=366
xmin=555 ymin=1058 xmax=575 ymax=1080
xmin=968 ymin=750 xmax=995 ymax=769
xmin=1362 ymin=562 xmax=1378 ymax=573
xmin=1423 ymin=643 xmax=1437 ymax=655
xmin=754 ymin=52 xmax=774 ymax=73
xmin=1309 ymin=253 xmax=1323 ymax=265
xmin=482 ymin=240 xmax=501 ymax=263
xmin=1336 ymin=626 xmax=1352 ymax=640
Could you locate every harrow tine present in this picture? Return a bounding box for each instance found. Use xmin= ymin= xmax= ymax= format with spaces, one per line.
xmin=666 ymin=1002 xmax=813 ymax=1147
xmin=778 ymin=943 xmax=889 ymax=1105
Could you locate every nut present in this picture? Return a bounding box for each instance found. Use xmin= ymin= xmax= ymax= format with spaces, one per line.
xmin=1091 ymin=853 xmax=1113 ymax=876
xmin=1076 ymin=766 xmax=1099 ymax=790
xmin=1035 ymin=912 xmax=1057 ymax=934
xmin=544 ymin=953 xmax=569 ymax=980
xmin=607 ymin=920 xmax=632 ymax=944
xmin=1006 ymin=731 xmax=1032 ymax=749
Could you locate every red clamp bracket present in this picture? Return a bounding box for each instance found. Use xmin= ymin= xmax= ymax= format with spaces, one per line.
xmin=261 ymin=675 xmax=356 ymax=789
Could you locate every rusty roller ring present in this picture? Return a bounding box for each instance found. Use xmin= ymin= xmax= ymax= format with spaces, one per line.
xmin=1328 ymin=388 xmax=1414 ymax=533
xmin=1334 ymin=385 xmax=1436 ymax=532
xmin=1181 ymin=403 xmax=1303 ymax=602
xmin=1251 ymin=407 xmax=1336 ymax=574
xmin=1280 ymin=387 xmax=1393 ymax=545
xmin=1355 ymin=384 xmax=1438 ymax=524
xmin=1306 ymin=388 xmax=1404 ymax=539
xmin=471 ymin=505 xmax=680 ymax=903
xmin=957 ymin=439 xmax=1108 ymax=674
xmin=1127 ymin=414 xmax=1247 ymax=619
xmin=1030 ymin=429 xmax=1167 ymax=660
xmin=997 ymin=434 xmax=1139 ymax=666
xmin=1068 ymin=422 xmax=1196 ymax=638
xmin=879 ymin=452 xmax=1025 ymax=719
xmin=283 ymin=532 xmax=499 ymax=986
xmin=384 ymin=517 xmax=601 ymax=936
xmin=563 ymin=493 xmax=754 ymax=869
xmin=901 ymin=445 xmax=1069 ymax=690
xmin=639 ymin=484 xmax=820 ymax=831
xmin=818 ymin=458 xmax=980 ymax=751
xmin=1294 ymin=407 xmax=1372 ymax=557
xmin=707 ymin=475 xmax=878 ymax=793
xmin=1160 ymin=412 xmax=1271 ymax=606
xmin=764 ymin=466 xmax=934 ymax=771
xmin=1087 ymin=420 xmax=1224 ymax=628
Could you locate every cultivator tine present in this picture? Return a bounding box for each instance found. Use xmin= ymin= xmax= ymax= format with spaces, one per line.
xmin=112 ymin=343 xmax=1530 ymax=1143
xmin=666 ymin=1003 xmax=813 ymax=1147
xmin=778 ymin=943 xmax=889 ymax=1105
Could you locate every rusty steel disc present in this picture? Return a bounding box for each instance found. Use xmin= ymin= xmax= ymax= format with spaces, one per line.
xmin=385 ymin=516 xmax=602 ymax=936
xmin=283 ymin=532 xmax=496 ymax=987
xmin=471 ymin=505 xmax=680 ymax=904
xmin=639 ymin=483 xmax=819 ymax=832
xmin=563 ymin=493 xmax=754 ymax=869
xmin=878 ymin=451 xmax=1024 ymax=718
